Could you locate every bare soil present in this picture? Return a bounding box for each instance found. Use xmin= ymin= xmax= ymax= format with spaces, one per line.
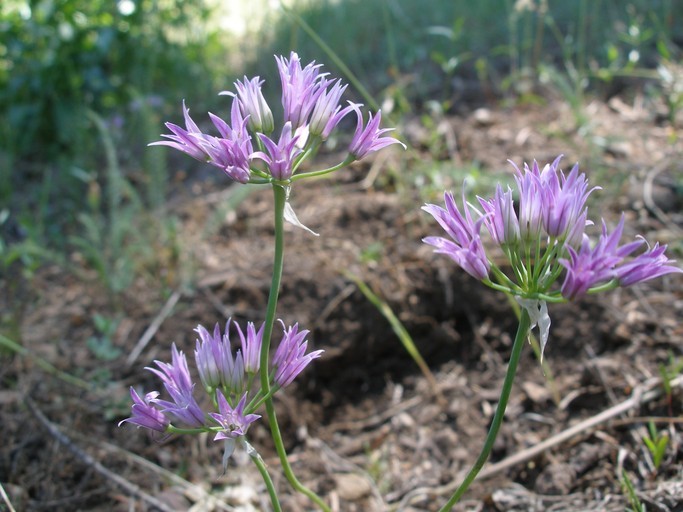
xmin=2 ymin=93 xmax=682 ymax=512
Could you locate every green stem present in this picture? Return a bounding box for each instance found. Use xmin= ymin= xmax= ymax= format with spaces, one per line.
xmin=291 ymin=155 xmax=355 ymax=181
xmin=438 ymin=309 xmax=532 ymax=511
xmin=259 ymin=184 xmax=330 ymax=512
xmin=251 ymin=450 xmax=283 ymax=512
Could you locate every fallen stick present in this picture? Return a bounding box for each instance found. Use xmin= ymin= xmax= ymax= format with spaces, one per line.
xmin=98 ymin=439 xmax=235 ymax=512
xmin=479 ymin=375 xmax=682 ymax=480
xmin=126 ymin=288 xmax=182 ymax=367
xmin=395 ymin=375 xmax=682 ymax=510
xmin=25 ymin=395 xmax=175 ymax=512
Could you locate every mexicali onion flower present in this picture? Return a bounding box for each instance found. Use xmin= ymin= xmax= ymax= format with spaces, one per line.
xmin=423 ymin=156 xmax=682 ymax=354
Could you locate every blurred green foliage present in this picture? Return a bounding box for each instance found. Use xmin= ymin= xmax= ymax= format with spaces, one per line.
xmin=0 ymin=0 xmax=226 ymax=289
xmin=1 ymin=0 xmax=219 ymax=162
xmin=249 ymin=0 xmax=682 ymax=112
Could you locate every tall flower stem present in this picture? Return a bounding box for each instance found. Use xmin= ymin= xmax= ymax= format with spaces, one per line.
xmin=258 ymin=184 xmax=331 ymax=512
xmin=251 ymin=451 xmax=283 ymax=512
xmin=438 ymin=309 xmax=532 ymax=511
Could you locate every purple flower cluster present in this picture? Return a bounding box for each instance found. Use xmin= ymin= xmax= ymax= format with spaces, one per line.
xmin=151 ymin=52 xmax=403 ymax=183
xmin=423 ymin=156 xmax=681 ymax=300
xmin=120 ymin=319 xmax=322 ymax=441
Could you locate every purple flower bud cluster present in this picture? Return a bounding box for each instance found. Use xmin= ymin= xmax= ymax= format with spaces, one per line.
xmin=151 ymin=52 xmax=403 ymax=183
xmin=120 ymin=319 xmax=322 ymax=441
xmin=423 ymin=156 xmax=681 ymax=300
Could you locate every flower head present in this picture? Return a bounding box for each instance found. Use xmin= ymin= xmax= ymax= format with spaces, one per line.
xmin=254 ymin=122 xmax=303 ymax=180
xmin=308 ymin=80 xmax=354 ymax=139
xmin=118 ymin=389 xmax=169 ymax=433
xmin=272 ymin=321 xmax=323 ymax=388
xmin=151 ymin=53 xmax=403 ymax=185
xmin=149 ymin=100 xmax=210 ymax=161
xmin=424 ymin=155 xmax=681 ymax=360
xmin=209 ymin=391 xmax=261 ymax=441
xmin=234 ymin=321 xmax=264 ymax=374
xmin=615 ymin=241 xmax=682 ymax=286
xmin=276 ymin=51 xmax=328 ymax=130
xmin=477 ymin=184 xmax=520 ymax=246
xmin=147 ymin=344 xmax=205 ymax=427
xmin=422 ymin=190 xmax=490 ymax=281
xmin=151 ymin=100 xmax=254 ymax=183
xmin=348 ymin=103 xmax=405 ymax=159
xmin=225 ymin=76 xmax=274 ymax=134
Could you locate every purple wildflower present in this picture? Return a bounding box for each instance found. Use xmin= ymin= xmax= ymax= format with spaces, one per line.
xmin=539 ymin=158 xmax=597 ymax=241
xmin=272 ymin=321 xmax=323 ymax=388
xmin=477 ymin=184 xmax=520 ymax=245
xmin=348 ymin=103 xmax=405 ymax=160
xmin=194 ymin=322 xmax=230 ymax=391
xmin=559 ymin=216 xmax=644 ymax=300
xmin=254 ymin=122 xmax=303 ymax=180
xmin=209 ymin=391 xmax=261 ymax=441
xmin=224 ymin=76 xmax=274 ymax=134
xmin=510 ymin=156 xmax=597 ymax=243
xmin=147 ymin=344 xmax=206 ymax=427
xmin=615 ymin=241 xmax=682 ymax=286
xmin=276 ymin=52 xmax=328 ymax=129
xmin=234 ymin=321 xmax=264 ymax=374
xmin=308 ymin=80 xmax=354 ymax=139
xmin=512 ymin=159 xmax=547 ymax=241
xmin=194 ymin=321 xmax=247 ymax=394
xmin=150 ymin=100 xmax=254 ymax=183
xmin=422 ymin=190 xmax=491 ymax=281
xmin=119 ymin=388 xmax=169 ymax=433
xmin=149 ymin=100 xmax=210 ymax=161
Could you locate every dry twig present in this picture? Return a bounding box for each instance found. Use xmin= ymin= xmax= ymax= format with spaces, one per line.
xmin=394 ymin=375 xmax=682 ymax=510
xmin=126 ymin=287 xmax=183 ymax=367
xmin=24 ymin=395 xmax=175 ymax=512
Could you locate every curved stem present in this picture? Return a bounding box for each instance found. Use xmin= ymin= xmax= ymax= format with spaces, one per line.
xmin=259 ymin=184 xmax=331 ymax=512
xmin=291 ymin=155 xmax=355 ymax=181
xmin=438 ymin=309 xmax=532 ymax=511
xmin=251 ymin=450 xmax=283 ymax=512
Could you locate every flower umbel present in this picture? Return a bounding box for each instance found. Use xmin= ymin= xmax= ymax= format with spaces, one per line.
xmin=121 ymin=319 xmax=322 ymax=464
xmin=151 ymin=52 xmax=403 ymax=187
xmin=426 ymin=157 xmax=682 ymax=510
xmin=423 ymin=156 xmax=681 ymax=351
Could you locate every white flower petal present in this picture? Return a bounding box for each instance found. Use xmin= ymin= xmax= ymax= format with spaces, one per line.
xmin=516 ymin=298 xmax=552 ymax=361
xmin=284 ymin=201 xmax=319 ymax=236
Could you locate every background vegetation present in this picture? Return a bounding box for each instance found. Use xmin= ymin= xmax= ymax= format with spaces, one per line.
xmin=1 ymin=0 xmax=681 ymax=291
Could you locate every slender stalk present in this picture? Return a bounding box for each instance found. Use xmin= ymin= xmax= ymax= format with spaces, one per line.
xmin=345 ymin=271 xmax=444 ymax=404
xmin=259 ymin=184 xmax=331 ymax=512
xmin=438 ymin=309 xmax=532 ymax=511
xmin=251 ymin=451 xmax=283 ymax=512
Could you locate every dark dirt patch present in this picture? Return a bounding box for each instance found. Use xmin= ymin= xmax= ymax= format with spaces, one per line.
xmin=2 ymin=92 xmax=683 ymax=512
